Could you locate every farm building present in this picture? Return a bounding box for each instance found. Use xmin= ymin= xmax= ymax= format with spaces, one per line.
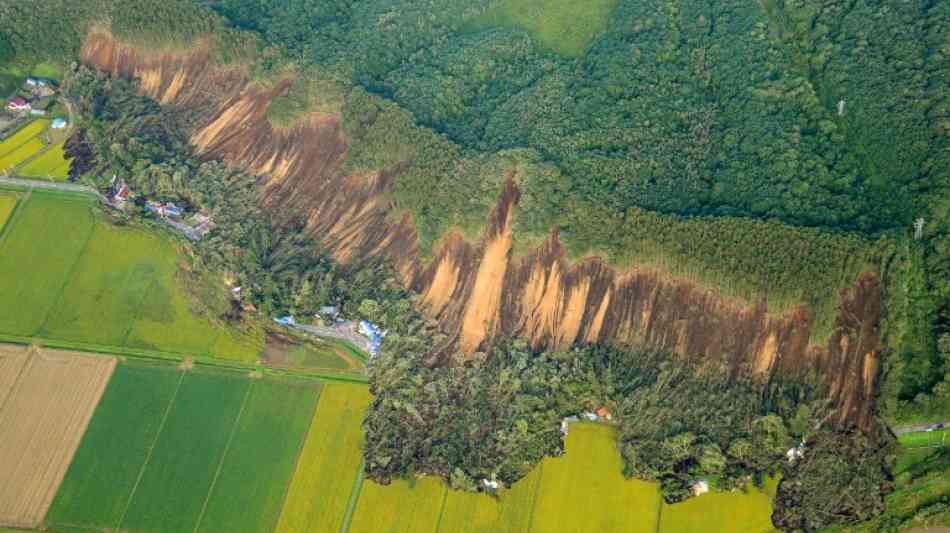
xmin=690 ymin=480 xmax=710 ymax=496
xmin=51 ymin=118 xmax=67 ymax=129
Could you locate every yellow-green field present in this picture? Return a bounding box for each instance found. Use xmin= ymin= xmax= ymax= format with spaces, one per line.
xmin=0 ymin=120 xmax=49 ymax=159
xmin=0 ymin=193 xmax=15 ymax=231
xmin=18 ymin=142 xmax=70 ymax=180
xmin=659 ymin=476 xmax=779 ymax=533
xmin=276 ymin=384 xmax=373 ymax=533
xmin=530 ymin=423 xmax=661 ymax=532
xmin=0 ymin=137 xmax=45 ymax=172
xmin=349 ymin=477 xmax=446 ymax=533
xmin=436 ymin=467 xmax=543 ymax=533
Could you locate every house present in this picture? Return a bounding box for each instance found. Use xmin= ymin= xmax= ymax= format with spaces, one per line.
xmin=595 ymin=405 xmax=613 ymax=421
xmin=107 ymin=177 xmax=131 ymax=205
xmin=145 ymin=200 xmax=183 ymax=218
xmin=25 ymin=78 xmax=38 ymax=87
xmin=6 ymin=97 xmax=30 ymax=112
xmin=242 ymin=303 xmax=257 ymax=312
xmin=690 ymin=480 xmax=710 ymax=496
xmin=51 ymin=118 xmax=67 ymax=129
xmin=29 ymin=109 xmax=46 ymax=116
xmin=319 ymin=305 xmax=339 ymax=317
xmin=481 ymin=479 xmax=500 ymax=492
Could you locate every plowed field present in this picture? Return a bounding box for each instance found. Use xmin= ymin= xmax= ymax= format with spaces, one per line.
xmin=0 ymin=346 xmax=115 ymax=528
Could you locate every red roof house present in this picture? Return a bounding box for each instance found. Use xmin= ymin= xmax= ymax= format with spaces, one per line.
xmin=6 ymin=97 xmax=30 ymax=111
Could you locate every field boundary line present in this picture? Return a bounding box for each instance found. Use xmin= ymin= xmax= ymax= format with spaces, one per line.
xmin=193 ymin=380 xmax=255 ymax=533
xmin=432 ymin=483 xmax=449 ymax=533
xmin=0 ymin=188 xmax=30 ymax=247
xmin=525 ymin=462 xmax=545 ymax=533
xmin=654 ymin=483 xmax=664 ymax=533
xmin=271 ymin=385 xmax=324 ymax=533
xmin=34 ymin=203 xmax=98 ymax=338
xmin=115 ymin=371 xmax=185 ymax=531
xmin=339 ymin=462 xmax=366 ymax=533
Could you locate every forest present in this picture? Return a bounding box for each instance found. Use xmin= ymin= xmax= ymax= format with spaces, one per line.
xmin=0 ymin=0 xmax=948 ymax=529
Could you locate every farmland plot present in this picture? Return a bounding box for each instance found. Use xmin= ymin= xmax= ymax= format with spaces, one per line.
xmin=197 ymin=378 xmax=320 ymax=533
xmin=348 ymin=477 xmax=446 ymax=533
xmin=19 ymin=142 xmax=70 ymax=180
xmin=0 ymin=194 xmax=96 ymax=336
xmin=276 ymin=384 xmax=373 ymax=533
xmin=119 ymin=369 xmax=249 ymax=533
xmin=437 ymin=467 xmax=543 ymax=533
xmin=529 ymin=423 xmax=661 ymax=533
xmin=46 ymin=361 xmax=182 ymax=530
xmin=0 ymin=192 xmax=15 ymax=232
xmin=658 ymin=476 xmax=779 ymax=533
xmin=0 ymin=346 xmax=115 ymax=529
xmin=0 ymin=120 xmax=48 ymax=158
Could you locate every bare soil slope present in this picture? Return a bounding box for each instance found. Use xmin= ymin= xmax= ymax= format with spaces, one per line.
xmin=81 ymin=33 xmax=884 ymax=430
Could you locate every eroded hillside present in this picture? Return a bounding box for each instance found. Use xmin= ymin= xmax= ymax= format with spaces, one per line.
xmin=82 ymin=31 xmax=884 ymax=430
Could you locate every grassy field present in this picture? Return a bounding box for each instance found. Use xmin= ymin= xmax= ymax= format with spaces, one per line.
xmin=0 ymin=190 xmax=262 ymax=361
xmin=0 ymin=137 xmax=45 ymax=172
xmin=0 ymin=192 xmax=15 ymax=231
xmin=349 ymin=477 xmax=446 ymax=533
xmin=196 ymin=378 xmax=321 ymax=533
xmin=18 ymin=142 xmax=70 ymax=180
xmin=0 ymin=193 xmax=96 ymax=336
xmin=899 ymin=428 xmax=949 ymax=449
xmin=658 ymin=477 xmax=779 ymax=533
xmin=45 ymin=360 xmax=182 ymax=530
xmin=119 ymin=369 xmax=250 ymax=532
xmin=470 ymin=0 xmax=619 ymax=56
xmin=276 ymin=384 xmax=373 ymax=533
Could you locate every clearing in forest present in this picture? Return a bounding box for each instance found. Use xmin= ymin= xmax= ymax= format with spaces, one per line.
xmin=0 ymin=345 xmax=115 ymax=529
xmin=469 ymin=0 xmax=619 ymax=57
xmin=276 ymin=384 xmax=373 ymax=533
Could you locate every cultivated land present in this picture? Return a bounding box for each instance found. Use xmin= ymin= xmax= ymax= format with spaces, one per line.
xmin=0 ymin=189 xmax=262 ymax=360
xmin=119 ymin=369 xmax=250 ymax=533
xmin=0 ymin=346 xmax=115 ymax=529
xmin=0 ymin=119 xmax=51 ymax=174
xmin=46 ymin=360 xmax=183 ymax=530
xmin=529 ymin=423 xmax=661 ymax=533
xmin=19 ymin=142 xmax=70 ymax=181
xmin=0 ymin=192 xmax=15 ymax=233
xmin=276 ymin=384 xmax=373 ymax=533
xmin=658 ymin=477 xmax=779 ymax=533
xmin=437 ymin=467 xmax=543 ymax=533
xmin=349 ymin=477 xmax=446 ymax=533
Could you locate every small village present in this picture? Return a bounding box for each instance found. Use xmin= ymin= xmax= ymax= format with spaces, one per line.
xmin=1 ymin=77 xmax=67 ymax=136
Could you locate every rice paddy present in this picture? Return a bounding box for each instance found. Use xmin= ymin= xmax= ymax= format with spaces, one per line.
xmin=0 ymin=189 xmax=262 ymax=361
xmin=18 ymin=142 xmax=70 ymax=181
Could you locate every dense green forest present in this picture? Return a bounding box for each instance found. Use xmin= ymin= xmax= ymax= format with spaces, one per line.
xmin=1 ymin=0 xmax=948 ymax=529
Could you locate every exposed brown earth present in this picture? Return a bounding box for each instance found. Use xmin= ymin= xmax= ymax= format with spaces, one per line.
xmin=80 ymin=33 xmax=886 ymax=430
xmin=0 ymin=345 xmax=115 ymax=528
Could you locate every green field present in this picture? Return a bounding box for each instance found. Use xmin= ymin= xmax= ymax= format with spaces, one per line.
xmin=349 ymin=477 xmax=446 ymax=533
xmin=899 ymin=428 xmax=949 ymax=449
xmin=0 ymin=190 xmax=262 ymax=361
xmin=471 ymin=0 xmax=619 ymax=56
xmin=119 ymin=369 xmax=250 ymax=532
xmin=276 ymin=384 xmax=373 ymax=533
xmin=0 ymin=192 xmax=15 ymax=231
xmin=18 ymin=142 xmax=70 ymax=180
xmin=0 ymin=193 xmax=96 ymax=335
xmin=196 ymin=378 xmax=320 ymax=533
xmin=46 ymin=361 xmax=183 ymax=530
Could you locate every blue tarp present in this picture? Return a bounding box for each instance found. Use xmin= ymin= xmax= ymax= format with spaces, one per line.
xmin=359 ymin=320 xmax=386 ymax=355
xmin=275 ymin=315 xmax=296 ymax=326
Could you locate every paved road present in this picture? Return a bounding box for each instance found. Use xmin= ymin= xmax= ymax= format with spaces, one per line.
xmin=0 ymin=175 xmax=96 ymax=193
xmin=894 ymin=420 xmax=950 ymax=435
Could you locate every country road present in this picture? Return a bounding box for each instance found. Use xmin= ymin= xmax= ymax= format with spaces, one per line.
xmin=893 ymin=420 xmax=950 ymax=435
xmin=0 ymin=175 xmax=96 ymax=193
